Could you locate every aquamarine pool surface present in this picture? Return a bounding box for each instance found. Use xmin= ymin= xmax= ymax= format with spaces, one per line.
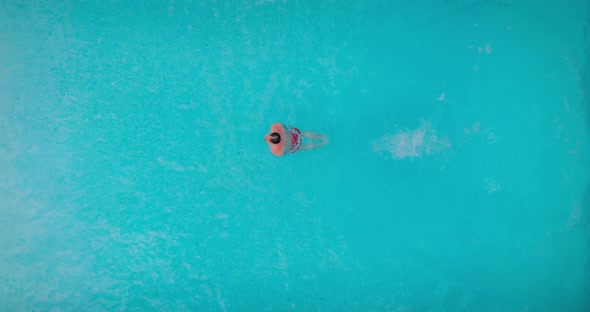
xmin=1 ymin=0 xmax=590 ymax=311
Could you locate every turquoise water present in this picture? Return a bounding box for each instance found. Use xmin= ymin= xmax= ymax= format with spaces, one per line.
xmin=1 ymin=0 xmax=590 ymax=310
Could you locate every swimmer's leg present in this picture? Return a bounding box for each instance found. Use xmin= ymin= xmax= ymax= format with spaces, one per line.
xmin=301 ymin=131 xmax=325 ymax=140
xmin=302 ymin=131 xmax=328 ymax=145
xmin=300 ymin=142 xmax=325 ymax=151
xmin=300 ymin=132 xmax=328 ymax=151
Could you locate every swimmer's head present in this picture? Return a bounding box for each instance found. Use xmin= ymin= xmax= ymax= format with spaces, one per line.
xmin=269 ymin=132 xmax=281 ymax=144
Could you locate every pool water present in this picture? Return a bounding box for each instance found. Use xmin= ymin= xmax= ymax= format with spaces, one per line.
xmin=1 ymin=0 xmax=589 ymax=311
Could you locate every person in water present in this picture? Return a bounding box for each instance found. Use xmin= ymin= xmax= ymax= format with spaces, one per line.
xmin=264 ymin=122 xmax=328 ymax=156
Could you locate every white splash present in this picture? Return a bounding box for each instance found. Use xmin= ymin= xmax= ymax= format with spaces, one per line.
xmin=567 ymin=202 xmax=581 ymax=228
xmin=214 ymin=213 xmax=228 ymax=220
xmin=373 ymin=120 xmax=451 ymax=159
xmin=486 ymin=128 xmax=499 ymax=144
xmin=476 ymin=42 xmax=493 ymax=55
xmin=483 ymin=178 xmax=501 ymax=193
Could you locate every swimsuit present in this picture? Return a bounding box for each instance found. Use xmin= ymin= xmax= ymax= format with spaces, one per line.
xmin=286 ymin=126 xmax=302 ymax=154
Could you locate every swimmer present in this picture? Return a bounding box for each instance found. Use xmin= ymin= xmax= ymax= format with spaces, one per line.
xmin=264 ymin=122 xmax=328 ymax=157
